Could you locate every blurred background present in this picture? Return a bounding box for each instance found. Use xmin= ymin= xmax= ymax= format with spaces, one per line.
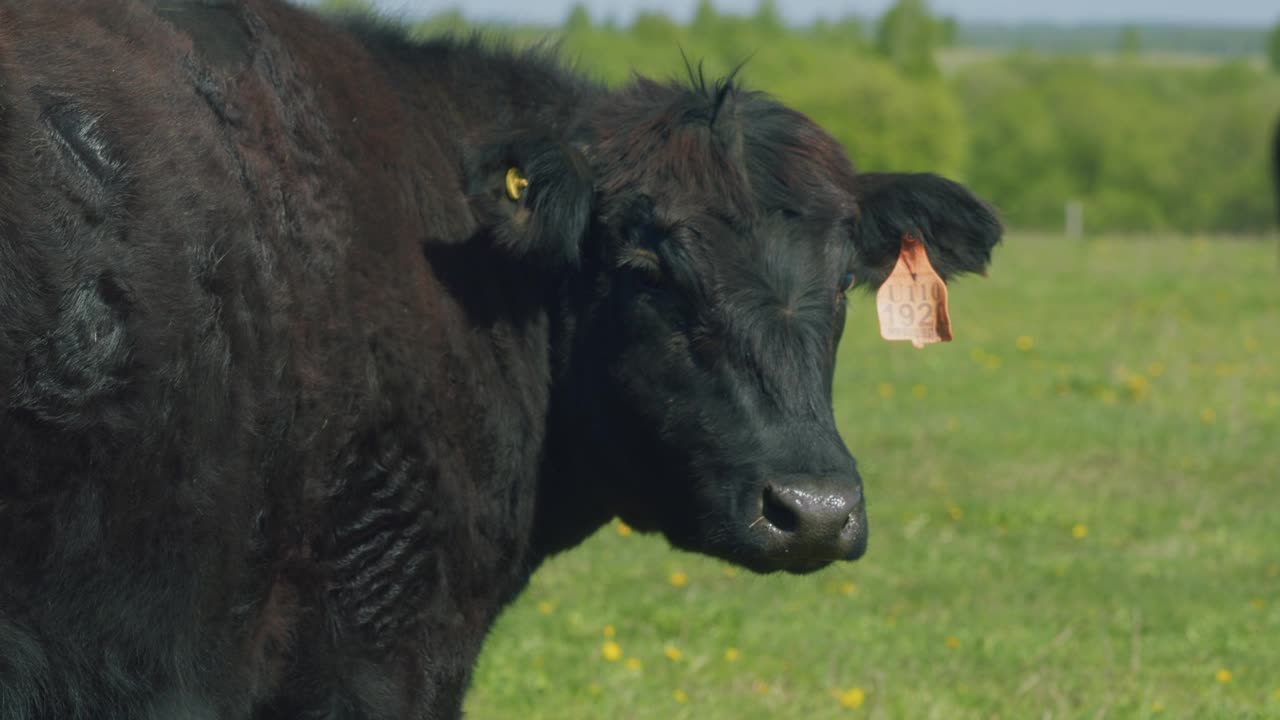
xmin=307 ymin=1 xmax=1279 ymax=717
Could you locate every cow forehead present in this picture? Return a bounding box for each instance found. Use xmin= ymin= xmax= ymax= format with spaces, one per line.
xmin=658 ymin=135 xmax=847 ymax=220
xmin=595 ymin=80 xmax=855 ymax=221
xmin=645 ymin=207 xmax=845 ymax=317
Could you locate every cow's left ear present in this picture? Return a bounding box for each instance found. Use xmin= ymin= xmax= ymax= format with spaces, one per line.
xmin=847 ymin=172 xmax=1002 ymax=288
xmin=463 ymin=133 xmax=594 ymax=268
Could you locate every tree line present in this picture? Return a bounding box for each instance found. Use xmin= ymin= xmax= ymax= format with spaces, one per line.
xmin=322 ymin=0 xmax=1280 ymax=234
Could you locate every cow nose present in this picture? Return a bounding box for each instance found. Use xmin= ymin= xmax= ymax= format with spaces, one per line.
xmin=760 ymin=474 xmax=866 ymax=565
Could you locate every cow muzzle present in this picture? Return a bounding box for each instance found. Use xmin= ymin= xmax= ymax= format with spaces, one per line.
xmin=754 ymin=473 xmax=867 ymax=572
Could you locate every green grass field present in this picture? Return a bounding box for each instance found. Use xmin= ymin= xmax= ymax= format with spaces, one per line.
xmin=464 ymin=235 xmax=1280 ymax=719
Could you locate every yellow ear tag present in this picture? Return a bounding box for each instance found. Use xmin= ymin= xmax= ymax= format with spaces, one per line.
xmin=876 ymin=234 xmax=952 ymax=349
xmin=505 ymin=167 xmax=530 ymax=201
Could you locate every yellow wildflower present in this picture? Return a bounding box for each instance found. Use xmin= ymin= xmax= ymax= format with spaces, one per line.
xmin=945 ymin=636 xmax=961 ymax=649
xmin=1200 ymin=407 xmax=1217 ymax=425
xmin=1071 ymin=524 xmax=1088 ymax=539
xmin=601 ymin=641 xmax=622 ymax=662
xmin=625 ymin=657 xmax=642 ymax=671
xmin=837 ymin=687 xmax=866 ymax=709
xmin=615 ymin=520 xmax=633 ymax=537
xmin=602 ymin=624 xmax=616 ymax=638
xmin=1216 ymin=669 xmax=1232 ymax=684
xmin=672 ymin=689 xmax=688 ymax=704
xmin=724 ymin=647 xmax=740 ymax=662
xmin=1016 ymin=335 xmax=1034 ymax=352
xmin=877 ymin=382 xmax=894 ymax=399
xmin=912 ymin=384 xmax=928 ymax=399
xmin=536 ymin=601 xmax=555 ymax=616
xmin=663 ymin=645 xmax=683 ymax=662
xmin=669 ymin=571 xmax=689 ymax=587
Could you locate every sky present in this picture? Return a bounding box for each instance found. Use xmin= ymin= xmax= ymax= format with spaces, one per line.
xmin=308 ymin=0 xmax=1279 ymax=27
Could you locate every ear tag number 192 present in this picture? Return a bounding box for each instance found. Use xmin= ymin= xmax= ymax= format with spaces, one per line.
xmin=876 ymin=234 xmax=952 ymax=349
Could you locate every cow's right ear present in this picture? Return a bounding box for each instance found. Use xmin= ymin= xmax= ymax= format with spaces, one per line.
xmin=463 ymin=134 xmax=594 ymax=268
xmin=847 ymin=172 xmax=1002 ymax=289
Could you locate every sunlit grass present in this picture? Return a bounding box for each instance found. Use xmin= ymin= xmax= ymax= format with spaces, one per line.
xmin=467 ymin=235 xmax=1280 ymax=719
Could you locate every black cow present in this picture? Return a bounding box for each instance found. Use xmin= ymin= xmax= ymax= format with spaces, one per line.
xmin=0 ymin=1 xmax=1001 ymax=718
xmin=1273 ymin=117 xmax=1280 ymax=224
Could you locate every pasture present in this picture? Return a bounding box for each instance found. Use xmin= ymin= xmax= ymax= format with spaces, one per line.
xmin=466 ymin=234 xmax=1280 ymax=719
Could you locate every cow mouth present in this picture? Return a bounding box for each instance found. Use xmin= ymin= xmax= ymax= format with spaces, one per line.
xmin=750 ymin=554 xmax=838 ymax=575
xmin=704 ymin=516 xmax=868 ymax=576
xmin=717 ymin=546 xmax=843 ymax=575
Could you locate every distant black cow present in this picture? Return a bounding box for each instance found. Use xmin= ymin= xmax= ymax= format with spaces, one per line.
xmin=0 ymin=1 xmax=1001 ymax=718
xmin=1273 ymin=117 xmax=1280 ymax=224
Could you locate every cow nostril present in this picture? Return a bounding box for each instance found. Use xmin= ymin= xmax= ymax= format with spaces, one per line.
xmin=753 ymin=475 xmax=867 ymax=568
xmin=760 ymin=484 xmax=800 ymax=534
xmin=757 ymin=477 xmax=863 ymax=543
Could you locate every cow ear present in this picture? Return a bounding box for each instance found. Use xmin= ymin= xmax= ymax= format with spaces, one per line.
xmin=847 ymin=172 xmax=1002 ymax=289
xmin=463 ymin=134 xmax=594 ymax=268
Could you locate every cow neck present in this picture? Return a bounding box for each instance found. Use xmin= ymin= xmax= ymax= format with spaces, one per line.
xmin=532 ymin=239 xmax=618 ymax=564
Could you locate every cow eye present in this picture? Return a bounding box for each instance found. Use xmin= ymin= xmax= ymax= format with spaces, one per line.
xmin=638 ymin=264 xmax=665 ymax=289
xmin=623 ymin=248 xmax=665 ymax=289
xmin=839 ymin=271 xmax=855 ymax=293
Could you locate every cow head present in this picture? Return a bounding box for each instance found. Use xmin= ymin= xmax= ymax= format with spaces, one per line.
xmin=538 ymin=73 xmax=1001 ymax=574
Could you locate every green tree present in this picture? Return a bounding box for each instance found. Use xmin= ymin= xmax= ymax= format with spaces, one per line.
xmin=417 ymin=9 xmax=466 ymax=36
xmin=1267 ymin=19 xmax=1280 ymax=73
xmin=630 ymin=11 xmax=681 ymax=46
xmin=565 ymin=4 xmax=592 ymax=33
xmin=691 ymin=0 xmax=718 ymax=35
xmin=318 ymin=0 xmax=375 ymax=14
xmin=875 ymin=0 xmax=939 ymax=79
xmin=752 ymin=0 xmax=784 ymax=35
xmin=937 ymin=16 xmax=958 ymax=47
xmin=1118 ymin=26 xmax=1141 ymax=56
xmin=812 ymin=17 xmax=867 ymax=50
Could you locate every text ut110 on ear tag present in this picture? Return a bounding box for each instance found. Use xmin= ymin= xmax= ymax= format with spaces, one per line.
xmin=876 ymin=234 xmax=952 ymax=349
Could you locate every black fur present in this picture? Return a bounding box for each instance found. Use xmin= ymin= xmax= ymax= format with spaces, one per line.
xmin=1273 ymin=117 xmax=1280 ymax=225
xmin=0 ymin=1 xmax=1001 ymax=718
xmin=848 ymin=172 xmax=1002 ymax=288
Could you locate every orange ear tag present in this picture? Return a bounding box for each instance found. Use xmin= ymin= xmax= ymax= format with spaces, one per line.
xmin=875 ymin=234 xmax=952 ymax=348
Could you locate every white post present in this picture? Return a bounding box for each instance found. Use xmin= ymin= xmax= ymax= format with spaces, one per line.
xmin=1065 ymin=200 xmax=1084 ymax=239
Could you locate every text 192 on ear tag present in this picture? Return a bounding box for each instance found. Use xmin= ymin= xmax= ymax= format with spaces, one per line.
xmin=876 ymin=235 xmax=952 ymax=349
